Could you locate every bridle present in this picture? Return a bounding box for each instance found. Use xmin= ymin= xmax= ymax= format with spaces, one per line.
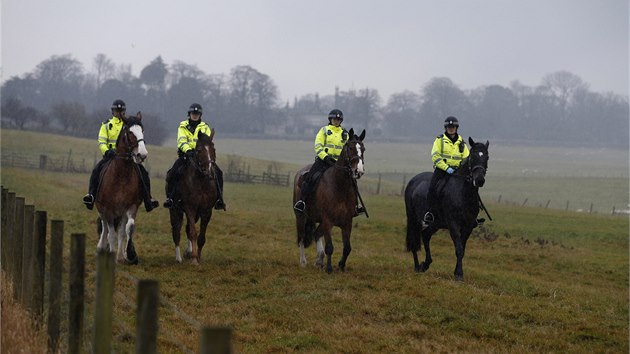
xmin=117 ymin=124 xmax=145 ymax=163
xmin=335 ymin=139 xmax=364 ymax=177
xmin=189 ymin=146 xmax=215 ymax=179
xmin=465 ymin=146 xmax=488 ymax=187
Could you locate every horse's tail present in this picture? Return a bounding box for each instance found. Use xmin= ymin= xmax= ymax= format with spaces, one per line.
xmin=302 ymin=219 xmax=316 ymax=248
xmin=404 ymin=179 xmax=423 ymax=253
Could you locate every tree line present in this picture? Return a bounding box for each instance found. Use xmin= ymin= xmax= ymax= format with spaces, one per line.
xmin=1 ymin=53 xmax=628 ymax=148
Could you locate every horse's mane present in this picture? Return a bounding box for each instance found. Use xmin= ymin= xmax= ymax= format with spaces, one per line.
xmin=123 ymin=116 xmax=143 ymax=129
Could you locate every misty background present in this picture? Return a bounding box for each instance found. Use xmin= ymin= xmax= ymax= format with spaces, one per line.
xmin=1 ymin=53 xmax=628 ymax=148
xmin=1 ymin=0 xmax=628 ymax=148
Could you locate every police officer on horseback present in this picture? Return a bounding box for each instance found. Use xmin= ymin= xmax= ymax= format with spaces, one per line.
xmin=163 ymin=103 xmax=226 ymax=210
xmin=294 ymin=109 xmax=365 ymax=215
xmin=82 ymin=99 xmax=159 ymax=212
xmin=423 ymin=116 xmax=470 ymax=224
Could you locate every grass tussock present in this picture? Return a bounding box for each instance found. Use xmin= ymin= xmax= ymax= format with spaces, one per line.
xmin=1 ymin=271 xmax=48 ymax=354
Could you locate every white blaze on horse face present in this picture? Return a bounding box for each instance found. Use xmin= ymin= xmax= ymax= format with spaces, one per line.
xmin=204 ymin=145 xmax=213 ymax=171
xmin=355 ymin=142 xmax=365 ymax=176
xmin=129 ymin=125 xmax=148 ymax=160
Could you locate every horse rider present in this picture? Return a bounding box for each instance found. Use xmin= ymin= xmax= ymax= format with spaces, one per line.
xmin=294 ymin=109 xmax=366 ymax=215
xmin=423 ymin=116 xmax=470 ymax=225
xmin=163 ymin=103 xmax=226 ymax=210
xmin=82 ymin=99 xmax=159 ymax=212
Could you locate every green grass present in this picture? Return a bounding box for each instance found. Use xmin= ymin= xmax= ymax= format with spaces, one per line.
xmin=1 ymin=129 xmax=629 ymax=353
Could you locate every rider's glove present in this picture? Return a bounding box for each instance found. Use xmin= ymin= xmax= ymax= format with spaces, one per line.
xmin=323 ymin=156 xmax=336 ymax=166
xmin=185 ymin=150 xmax=195 ymax=160
xmin=446 ymin=167 xmax=455 ymax=174
xmin=104 ymin=149 xmax=116 ymax=158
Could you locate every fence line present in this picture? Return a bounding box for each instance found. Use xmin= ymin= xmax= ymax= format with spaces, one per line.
xmin=0 ymin=186 xmax=233 ymax=353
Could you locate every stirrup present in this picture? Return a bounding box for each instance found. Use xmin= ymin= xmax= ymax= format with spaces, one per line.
xmin=294 ymin=200 xmax=305 ymax=212
xmin=163 ymin=198 xmax=174 ymax=208
xmin=476 ymin=218 xmax=485 ymax=226
xmin=423 ymin=212 xmax=434 ymax=224
xmin=83 ymin=194 xmax=94 ymax=210
xmin=355 ymin=206 xmax=366 ymax=215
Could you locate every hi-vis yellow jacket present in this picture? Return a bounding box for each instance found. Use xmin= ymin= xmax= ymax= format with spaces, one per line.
xmin=177 ymin=120 xmax=211 ymax=153
xmin=431 ymin=133 xmax=469 ymax=172
xmin=98 ymin=116 xmax=124 ymax=155
xmin=314 ymin=124 xmax=348 ymax=161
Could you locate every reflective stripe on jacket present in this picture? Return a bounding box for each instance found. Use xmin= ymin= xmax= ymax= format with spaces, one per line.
xmin=431 ymin=134 xmax=470 ymax=172
xmin=177 ymin=120 xmax=211 ymax=153
xmin=314 ymin=125 xmax=347 ymax=161
xmin=98 ymin=116 xmax=124 ymax=155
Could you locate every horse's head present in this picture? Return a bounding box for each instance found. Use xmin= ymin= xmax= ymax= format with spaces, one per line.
xmin=467 ymin=137 xmax=489 ymax=187
xmin=194 ymin=128 xmax=216 ymax=177
xmin=119 ymin=112 xmax=147 ymax=163
xmin=340 ymin=128 xmax=366 ymax=179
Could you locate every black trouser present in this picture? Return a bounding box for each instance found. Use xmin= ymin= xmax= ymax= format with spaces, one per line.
xmin=426 ymin=168 xmax=448 ymax=214
xmin=299 ymin=158 xmax=331 ymax=202
xmin=165 ymin=157 xmax=225 ymax=202
xmin=88 ymin=156 xmax=154 ymax=204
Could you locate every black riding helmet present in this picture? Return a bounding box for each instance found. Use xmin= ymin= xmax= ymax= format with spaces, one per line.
xmin=111 ymin=99 xmax=126 ymax=112
xmin=188 ymin=103 xmax=203 ymax=116
xmin=444 ymin=116 xmax=459 ymax=128
xmin=328 ymin=109 xmax=343 ymax=122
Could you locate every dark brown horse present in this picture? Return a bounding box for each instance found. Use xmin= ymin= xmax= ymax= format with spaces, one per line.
xmin=95 ymin=113 xmax=147 ymax=264
xmin=404 ymin=137 xmax=489 ymax=281
xmin=293 ymin=128 xmax=366 ymax=273
xmin=168 ymin=130 xmax=219 ymax=264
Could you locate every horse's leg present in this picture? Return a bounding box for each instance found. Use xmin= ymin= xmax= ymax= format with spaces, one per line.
xmin=337 ymin=224 xmax=352 ymax=272
xmin=295 ymin=213 xmax=308 ymax=266
xmin=124 ymin=212 xmax=138 ymax=265
xmin=448 ymin=223 xmax=465 ymax=281
xmin=197 ymin=211 xmax=212 ymax=262
xmin=116 ymin=217 xmax=128 ymax=264
xmin=315 ymin=237 xmax=325 ymax=268
xmin=169 ymin=208 xmax=184 ymax=263
xmin=406 ymin=216 xmax=423 ymax=272
xmin=419 ymin=227 xmax=436 ymax=272
xmin=97 ymin=217 xmax=109 ymax=252
xmin=185 ymin=212 xmax=199 ymax=265
xmin=321 ymin=222 xmax=334 ymax=274
xmin=106 ymin=221 xmax=117 ymax=255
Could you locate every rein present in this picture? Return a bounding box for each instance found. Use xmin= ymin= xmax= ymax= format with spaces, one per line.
xmin=335 ymin=140 xmax=362 ymax=175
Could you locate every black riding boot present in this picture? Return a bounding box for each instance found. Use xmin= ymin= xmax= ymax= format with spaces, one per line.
xmin=214 ymin=166 xmax=226 ymax=210
xmin=424 ymin=169 xmax=445 ymax=224
xmin=138 ymin=165 xmax=158 ymax=212
xmin=164 ymin=157 xmax=186 ymax=208
xmin=294 ymin=178 xmax=314 ymax=213
xmin=83 ymin=158 xmax=108 ymax=210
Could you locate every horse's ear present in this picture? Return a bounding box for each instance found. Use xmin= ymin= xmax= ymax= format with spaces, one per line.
xmin=136 ymin=111 xmax=142 ymax=121
xmin=485 ymin=140 xmax=489 ymax=148
xmin=359 ymin=129 xmax=366 ymax=141
xmin=210 ymin=128 xmax=215 ymax=140
xmin=348 ymin=128 xmax=354 ymax=138
xmin=469 ymin=137 xmax=475 ymax=146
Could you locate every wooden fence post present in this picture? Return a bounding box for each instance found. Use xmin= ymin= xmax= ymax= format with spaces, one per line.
xmin=199 ymin=327 xmax=232 ymax=354
xmin=68 ymin=234 xmax=86 ymax=354
xmin=400 ymin=175 xmax=407 ymax=196
xmin=136 ymin=280 xmax=159 ymax=354
xmin=13 ymin=197 xmax=25 ymax=301
xmin=545 ymin=200 xmax=551 ymax=209
xmin=32 ymin=210 xmax=47 ymax=324
xmin=5 ymin=192 xmax=16 ymax=279
xmin=376 ymin=174 xmax=382 ymax=195
xmin=48 ymin=220 xmax=64 ymax=353
xmin=1 ymin=187 xmax=7 ymax=272
xmin=93 ymin=250 xmax=116 ymax=354
xmin=21 ymin=205 xmax=35 ymax=308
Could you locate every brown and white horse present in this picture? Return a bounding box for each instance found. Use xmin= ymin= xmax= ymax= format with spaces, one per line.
xmin=95 ymin=113 xmax=147 ymax=264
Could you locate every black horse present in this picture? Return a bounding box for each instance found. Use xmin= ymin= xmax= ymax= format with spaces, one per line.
xmin=404 ymin=137 xmax=489 ymax=281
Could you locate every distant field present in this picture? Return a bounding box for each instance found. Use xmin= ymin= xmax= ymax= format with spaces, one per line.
xmin=2 ymin=129 xmax=629 ymax=213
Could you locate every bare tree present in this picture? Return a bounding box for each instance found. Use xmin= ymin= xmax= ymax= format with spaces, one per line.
xmin=92 ymin=53 xmax=116 ymax=90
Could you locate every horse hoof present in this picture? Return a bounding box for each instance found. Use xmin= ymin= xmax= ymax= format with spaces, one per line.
xmin=454 ymin=275 xmax=464 ymax=282
xmin=127 ymin=256 xmax=139 ymax=265
xmin=191 ymin=258 xmax=199 ymax=265
xmin=326 ymin=266 xmax=333 ymax=274
xmin=184 ymin=251 xmax=192 ymax=259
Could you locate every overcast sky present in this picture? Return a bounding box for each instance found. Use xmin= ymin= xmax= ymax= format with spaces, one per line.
xmin=2 ymin=0 xmax=628 ymax=103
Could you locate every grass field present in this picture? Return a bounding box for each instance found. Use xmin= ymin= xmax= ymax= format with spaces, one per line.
xmin=3 ymin=129 xmax=628 ymax=213
xmin=1 ymin=129 xmax=629 ymax=352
